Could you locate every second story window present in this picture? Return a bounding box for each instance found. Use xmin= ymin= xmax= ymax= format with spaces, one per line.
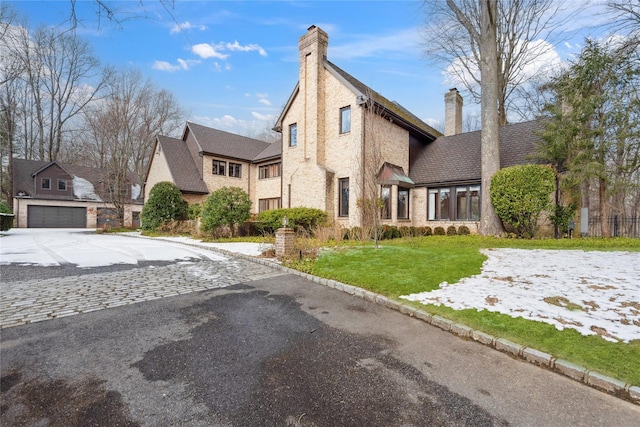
xmin=212 ymin=160 xmax=226 ymax=176
xmin=41 ymin=178 xmax=51 ymax=190
xmin=58 ymin=179 xmax=67 ymax=191
xmin=289 ymin=123 xmax=297 ymax=147
xmin=229 ymin=162 xmax=242 ymax=178
xmin=340 ymin=106 xmax=351 ymax=134
xmin=259 ymin=162 xmax=281 ymax=179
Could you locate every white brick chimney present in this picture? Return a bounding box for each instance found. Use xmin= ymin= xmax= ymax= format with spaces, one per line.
xmin=444 ymin=88 xmax=463 ymax=136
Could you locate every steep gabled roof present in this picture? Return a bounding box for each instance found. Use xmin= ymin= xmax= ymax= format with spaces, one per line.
xmin=253 ymin=139 xmax=282 ymax=162
xmin=324 ymin=60 xmax=441 ymax=141
xmin=156 ymin=135 xmax=209 ymax=194
xmin=409 ymin=120 xmax=545 ymax=186
xmin=185 ymin=122 xmax=277 ymax=161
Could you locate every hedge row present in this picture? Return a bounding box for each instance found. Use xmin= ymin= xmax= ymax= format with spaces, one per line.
xmin=341 ymin=224 xmax=471 ymax=240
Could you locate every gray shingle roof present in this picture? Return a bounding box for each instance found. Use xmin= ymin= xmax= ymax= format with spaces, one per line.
xmin=186 ymin=122 xmax=280 ymax=162
xmin=157 ymin=135 xmax=209 ymax=194
xmin=324 ymin=60 xmax=441 ymax=140
xmin=409 ymin=120 xmax=545 ymax=186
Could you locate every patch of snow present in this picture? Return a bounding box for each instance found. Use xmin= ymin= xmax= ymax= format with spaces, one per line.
xmin=401 ymin=248 xmax=640 ymax=343
xmin=72 ymin=176 xmax=102 ymax=201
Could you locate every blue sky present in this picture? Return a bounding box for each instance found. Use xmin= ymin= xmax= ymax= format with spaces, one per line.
xmin=8 ymin=0 xmax=612 ymax=137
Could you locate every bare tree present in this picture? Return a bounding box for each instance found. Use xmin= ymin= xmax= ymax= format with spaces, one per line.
xmin=607 ymin=0 xmax=640 ymax=45
xmin=82 ymin=68 xmax=185 ymax=221
xmin=443 ymin=0 xmax=504 ymax=236
xmin=5 ymin=25 xmax=110 ymax=162
xmin=357 ymin=89 xmax=386 ymax=248
xmin=423 ymin=0 xmax=572 ymax=125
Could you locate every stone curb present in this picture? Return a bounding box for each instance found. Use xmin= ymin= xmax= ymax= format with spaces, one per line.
xmin=125 ymin=234 xmax=640 ymax=406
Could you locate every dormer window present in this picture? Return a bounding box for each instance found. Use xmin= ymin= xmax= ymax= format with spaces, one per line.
xmin=58 ymin=179 xmax=67 ymax=191
xmin=41 ymin=178 xmax=51 ymax=190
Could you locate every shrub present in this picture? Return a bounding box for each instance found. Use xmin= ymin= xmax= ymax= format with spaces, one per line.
xmin=141 ymin=182 xmax=188 ymax=230
xmin=490 ymin=164 xmax=556 ymax=238
xmin=409 ymin=226 xmax=418 ymax=237
xmin=201 ymin=187 xmax=252 ymax=237
xmin=550 ymin=203 xmax=577 ymax=235
xmin=458 ymin=225 xmax=471 ymax=235
xmin=188 ymin=203 xmax=202 ymax=220
xmin=257 ymin=207 xmax=328 ymax=235
xmin=399 ymin=226 xmax=411 ymax=237
xmin=446 ymin=225 xmax=457 ymax=236
xmin=380 ymin=225 xmax=400 ymax=240
xmin=349 ymin=226 xmax=364 ymax=241
xmin=434 ymin=226 xmax=446 ymax=236
xmin=0 ymin=200 xmax=12 ymax=231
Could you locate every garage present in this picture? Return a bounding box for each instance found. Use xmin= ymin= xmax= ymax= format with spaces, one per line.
xmin=27 ymin=206 xmax=87 ymax=228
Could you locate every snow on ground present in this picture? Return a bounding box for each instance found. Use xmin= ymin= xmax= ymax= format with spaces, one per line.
xmin=150 ymin=235 xmax=272 ymax=257
xmin=401 ymin=248 xmax=640 ymax=343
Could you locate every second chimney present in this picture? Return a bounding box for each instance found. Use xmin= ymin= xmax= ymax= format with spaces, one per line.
xmin=444 ymin=88 xmax=463 ymax=136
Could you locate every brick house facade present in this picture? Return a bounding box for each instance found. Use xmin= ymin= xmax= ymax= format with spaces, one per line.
xmin=146 ymin=25 xmax=543 ymax=232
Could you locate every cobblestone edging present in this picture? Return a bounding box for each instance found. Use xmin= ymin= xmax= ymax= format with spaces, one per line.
xmin=176 ymin=239 xmax=639 ymax=406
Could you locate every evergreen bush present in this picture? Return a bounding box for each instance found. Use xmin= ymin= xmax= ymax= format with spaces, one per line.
xmin=141 ymin=181 xmax=188 ymax=230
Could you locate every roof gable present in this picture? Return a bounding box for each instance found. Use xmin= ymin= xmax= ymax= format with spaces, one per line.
xmin=157 ymin=135 xmax=209 ymax=194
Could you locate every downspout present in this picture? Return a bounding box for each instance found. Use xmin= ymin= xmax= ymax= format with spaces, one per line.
xmin=360 ymin=103 xmax=366 ymax=228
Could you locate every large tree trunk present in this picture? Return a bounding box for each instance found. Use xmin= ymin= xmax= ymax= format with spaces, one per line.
xmin=478 ymin=0 xmax=504 ymax=236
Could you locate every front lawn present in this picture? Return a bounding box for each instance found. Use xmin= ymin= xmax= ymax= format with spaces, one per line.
xmin=311 ymin=236 xmax=640 ymax=386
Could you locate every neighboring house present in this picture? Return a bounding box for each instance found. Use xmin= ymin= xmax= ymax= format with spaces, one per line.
xmin=149 ymin=25 xmax=543 ymax=233
xmin=12 ymin=159 xmax=143 ymax=228
xmin=144 ymin=122 xmax=282 ymax=212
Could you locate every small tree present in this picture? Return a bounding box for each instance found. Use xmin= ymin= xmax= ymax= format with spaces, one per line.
xmin=140 ymin=181 xmax=187 ymax=230
xmin=201 ymin=187 xmax=251 ymax=237
xmin=490 ymin=164 xmax=556 ymax=238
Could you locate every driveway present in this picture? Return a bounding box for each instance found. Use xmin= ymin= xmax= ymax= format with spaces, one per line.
xmin=1 ymin=229 xmax=639 ymax=426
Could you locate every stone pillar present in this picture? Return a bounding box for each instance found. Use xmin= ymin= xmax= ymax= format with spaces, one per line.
xmin=275 ymin=227 xmax=295 ymax=259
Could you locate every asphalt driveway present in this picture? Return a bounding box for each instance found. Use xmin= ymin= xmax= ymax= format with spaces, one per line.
xmin=1 ymin=229 xmax=638 ymax=426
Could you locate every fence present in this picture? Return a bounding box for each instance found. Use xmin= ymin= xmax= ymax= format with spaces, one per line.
xmin=587 ymin=216 xmax=640 ymax=238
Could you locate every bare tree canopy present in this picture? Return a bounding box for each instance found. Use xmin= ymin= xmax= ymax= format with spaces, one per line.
xmin=423 ymin=0 xmax=573 ymax=125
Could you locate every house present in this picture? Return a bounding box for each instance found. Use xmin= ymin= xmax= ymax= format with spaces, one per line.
xmin=12 ymin=159 xmax=143 ymax=228
xmin=148 ymin=25 xmax=543 ymax=233
xmin=144 ymin=122 xmax=282 ymax=211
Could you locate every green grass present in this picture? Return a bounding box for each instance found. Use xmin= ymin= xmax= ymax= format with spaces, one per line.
xmin=312 ymin=235 xmax=640 ymax=385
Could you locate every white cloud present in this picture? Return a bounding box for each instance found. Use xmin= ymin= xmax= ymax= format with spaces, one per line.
xmin=192 ymin=43 xmax=229 ymax=60
xmin=152 ymin=60 xmax=181 ymax=72
xmin=226 ymin=40 xmax=267 ymax=56
xmin=153 ymin=58 xmax=199 ymax=72
xmin=258 ymin=98 xmax=271 ymax=106
xmin=170 ymin=21 xmax=207 ymax=34
xmin=251 ymin=112 xmax=274 ymax=121
xmin=330 ymin=27 xmax=421 ymax=60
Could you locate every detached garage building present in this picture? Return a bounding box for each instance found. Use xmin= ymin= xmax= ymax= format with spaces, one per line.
xmin=12 ymin=159 xmax=143 ymax=229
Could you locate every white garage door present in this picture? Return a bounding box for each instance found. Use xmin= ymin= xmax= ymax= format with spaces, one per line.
xmin=27 ymin=206 xmax=87 ymax=228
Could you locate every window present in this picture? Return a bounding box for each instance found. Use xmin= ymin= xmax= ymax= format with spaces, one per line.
xmin=258 ymin=198 xmax=281 ymax=212
xmin=58 ymin=179 xmax=67 ymax=191
xmin=41 ymin=178 xmax=51 ymax=190
xmin=339 ymin=178 xmax=349 ymax=217
xmin=397 ymin=188 xmax=409 ymax=219
xmin=428 ymin=185 xmax=480 ymax=221
xmin=212 ymin=160 xmax=226 ymax=176
xmin=259 ymin=162 xmax=281 ymax=179
xmin=289 ymin=123 xmax=297 ymax=147
xmin=381 ymin=186 xmax=391 ymax=219
xmin=340 ymin=106 xmax=351 ymax=134
xmin=229 ymin=162 xmax=242 ymax=178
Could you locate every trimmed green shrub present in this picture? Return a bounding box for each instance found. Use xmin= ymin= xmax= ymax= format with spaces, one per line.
xmin=399 ymin=226 xmax=411 ymax=237
xmin=0 ymin=200 xmax=13 ymax=231
xmin=446 ymin=225 xmax=457 ymax=236
xmin=458 ymin=225 xmax=471 ymax=235
xmin=188 ymin=203 xmax=202 ymax=220
xmin=490 ymin=164 xmax=556 ymax=238
xmin=141 ymin=181 xmax=188 ymax=230
xmin=201 ymin=187 xmax=252 ymax=237
xmin=257 ymin=207 xmax=328 ymax=235
xmin=434 ymin=226 xmax=446 ymax=236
